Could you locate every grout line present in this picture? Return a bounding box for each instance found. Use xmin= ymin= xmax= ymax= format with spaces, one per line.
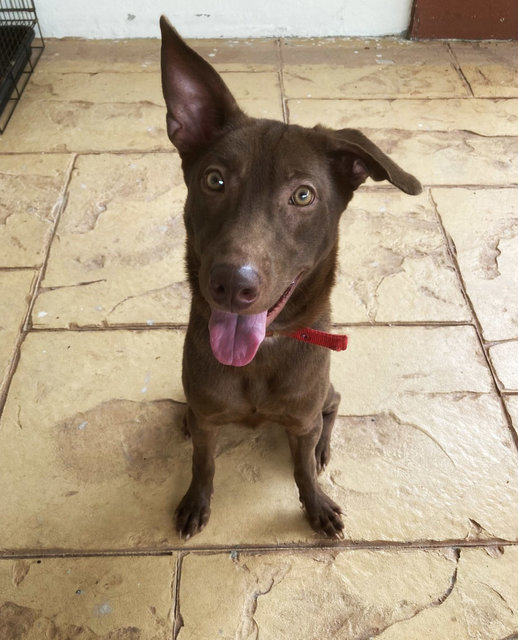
xmin=276 ymin=38 xmax=289 ymax=124
xmin=2 ymin=141 xmax=518 ymax=158
xmin=172 ymin=552 xmax=185 ymax=640
xmin=284 ymin=96 xmax=518 ymax=101
xmin=428 ymin=188 xmax=518 ymax=453
xmin=23 ymin=154 xmax=78 ymax=333
xmin=0 ymin=155 xmax=77 ymax=420
xmin=0 ymin=317 xmax=24 ymax=419
xmin=485 ymin=336 xmax=518 ymax=347
xmin=0 ymin=538 xmax=516 ymax=560
xmin=0 ymin=266 xmax=38 ymax=272
xmin=29 ymin=324 xmax=189 ymax=332
xmin=0 ymin=149 xmax=173 ymax=157
xmin=283 ymin=95 xmax=509 ymax=102
xmin=25 ymin=320 xmax=477 ymax=334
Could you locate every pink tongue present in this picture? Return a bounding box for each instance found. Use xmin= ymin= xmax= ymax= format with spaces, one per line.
xmin=209 ymin=310 xmax=267 ymax=367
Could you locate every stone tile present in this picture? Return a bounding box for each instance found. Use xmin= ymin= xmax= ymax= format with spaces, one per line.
xmin=359 ymin=129 xmax=517 ymax=186
xmin=39 ymin=38 xmax=162 ymax=73
xmin=282 ymin=38 xmax=451 ymax=66
xmin=0 ymin=155 xmax=72 ymax=267
xmin=329 ymin=326 xmax=518 ymax=542
xmin=489 ymin=342 xmax=518 ymax=391
xmin=283 ymin=64 xmax=466 ymax=99
xmin=2 ymin=327 xmax=516 ymax=549
xmin=452 ymin=41 xmax=518 ymax=97
xmin=0 ymin=92 xmax=167 ymax=154
xmin=0 ymin=69 xmax=166 ymax=153
xmin=433 ymin=188 xmax=518 ymax=341
xmin=23 ymin=70 xmax=280 ymax=106
xmin=32 ymin=153 xmax=189 ymax=328
xmin=0 ymin=555 xmax=175 ymax=639
xmin=0 ymin=330 xmax=186 ymax=551
xmin=505 ymin=396 xmax=518 ymax=432
xmin=288 ymin=98 xmax=518 ymax=136
xmin=0 ymin=271 xmax=35 ymax=390
xmin=332 ymin=326 xmax=493 ymax=406
xmin=40 ymin=36 xmax=278 ymax=73
xmin=282 ymin=40 xmax=465 ymax=99
xmin=333 ymin=326 xmax=493 ymax=401
xmin=23 ymin=71 xmax=163 ymax=104
xmin=0 ymin=70 xmax=282 ymax=152
xmin=331 ymin=190 xmax=470 ymax=323
xmin=178 ymin=547 xmax=518 ymax=639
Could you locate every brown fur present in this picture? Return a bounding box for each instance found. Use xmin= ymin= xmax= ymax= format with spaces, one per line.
xmin=160 ymin=16 xmax=422 ymax=538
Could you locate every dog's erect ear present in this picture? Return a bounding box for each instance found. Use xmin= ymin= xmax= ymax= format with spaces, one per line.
xmin=328 ymin=128 xmax=422 ymax=195
xmin=160 ymin=16 xmax=245 ymax=155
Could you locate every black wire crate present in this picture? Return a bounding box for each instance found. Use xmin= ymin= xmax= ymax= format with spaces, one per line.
xmin=0 ymin=0 xmax=44 ymax=133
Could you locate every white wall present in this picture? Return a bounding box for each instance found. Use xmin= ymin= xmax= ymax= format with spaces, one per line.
xmin=37 ymin=0 xmax=415 ymax=39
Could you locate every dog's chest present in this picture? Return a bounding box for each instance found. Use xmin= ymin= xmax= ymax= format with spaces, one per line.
xmin=214 ymin=363 xmax=325 ymax=430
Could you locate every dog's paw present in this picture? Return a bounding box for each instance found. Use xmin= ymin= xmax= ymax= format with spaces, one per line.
xmin=303 ymin=490 xmax=344 ymax=539
xmin=175 ymin=490 xmax=211 ymax=540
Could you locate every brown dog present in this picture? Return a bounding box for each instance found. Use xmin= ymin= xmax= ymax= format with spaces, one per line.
xmin=160 ymin=16 xmax=422 ymax=539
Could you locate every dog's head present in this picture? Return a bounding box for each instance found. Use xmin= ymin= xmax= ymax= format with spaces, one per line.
xmin=160 ymin=17 xmax=422 ymax=366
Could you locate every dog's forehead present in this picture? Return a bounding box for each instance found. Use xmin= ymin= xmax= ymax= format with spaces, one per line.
xmin=214 ymin=121 xmax=328 ymax=174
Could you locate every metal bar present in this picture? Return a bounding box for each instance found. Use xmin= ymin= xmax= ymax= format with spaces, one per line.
xmin=0 ymin=0 xmax=44 ymax=133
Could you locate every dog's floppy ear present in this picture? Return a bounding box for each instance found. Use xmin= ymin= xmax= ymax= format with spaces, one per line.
xmin=328 ymin=128 xmax=422 ymax=195
xmin=160 ymin=16 xmax=245 ymax=156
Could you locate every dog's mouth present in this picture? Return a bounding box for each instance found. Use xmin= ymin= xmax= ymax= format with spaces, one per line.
xmin=266 ymin=275 xmax=301 ymax=325
xmin=209 ymin=273 xmax=303 ymax=367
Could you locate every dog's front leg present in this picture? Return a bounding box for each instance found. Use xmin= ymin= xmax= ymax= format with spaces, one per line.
xmin=287 ymin=419 xmax=344 ymax=538
xmin=176 ymin=407 xmax=219 ymax=539
xmin=315 ymin=384 xmax=341 ymax=474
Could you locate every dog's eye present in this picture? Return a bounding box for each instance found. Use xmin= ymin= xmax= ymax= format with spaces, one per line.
xmin=290 ymin=185 xmax=315 ymax=207
xmin=205 ymin=170 xmax=225 ymax=192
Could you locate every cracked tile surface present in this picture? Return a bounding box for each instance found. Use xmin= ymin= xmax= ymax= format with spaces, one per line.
xmin=0 ymin=331 xmax=185 ymax=550
xmin=0 ymin=69 xmax=281 ymax=152
xmin=433 ymin=188 xmax=518 ymax=341
xmin=506 ymin=396 xmax=518 ymax=433
xmin=1 ymin=34 xmax=518 ymax=639
xmin=32 ymin=153 xmax=189 ymax=328
xmin=0 ymin=155 xmax=72 ymax=267
xmin=288 ymin=97 xmax=518 ymax=135
xmin=178 ymin=548 xmax=518 ymax=639
xmin=0 ymin=555 xmax=176 ymax=639
xmin=282 ymin=39 xmax=467 ymax=98
xmin=450 ymin=41 xmax=518 ymax=98
xmin=489 ymin=341 xmax=518 ymax=391
xmin=331 ymin=190 xmax=469 ymax=323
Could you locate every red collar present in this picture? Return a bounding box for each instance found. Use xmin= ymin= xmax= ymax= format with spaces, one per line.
xmin=267 ymin=327 xmax=348 ymax=351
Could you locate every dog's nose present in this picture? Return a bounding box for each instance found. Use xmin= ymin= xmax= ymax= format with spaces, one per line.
xmin=209 ymin=264 xmax=260 ymax=312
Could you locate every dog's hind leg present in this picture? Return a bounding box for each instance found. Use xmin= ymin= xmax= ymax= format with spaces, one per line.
xmin=315 ymin=384 xmax=340 ymax=474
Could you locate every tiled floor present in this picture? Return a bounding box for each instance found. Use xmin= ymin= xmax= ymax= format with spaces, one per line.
xmin=0 ymin=34 xmax=517 ymax=638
